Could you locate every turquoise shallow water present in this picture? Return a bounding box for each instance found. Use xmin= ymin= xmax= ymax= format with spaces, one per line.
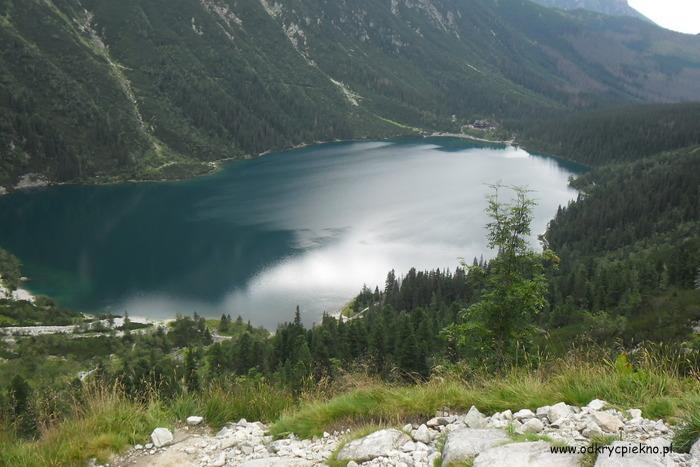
xmin=0 ymin=138 xmax=583 ymax=327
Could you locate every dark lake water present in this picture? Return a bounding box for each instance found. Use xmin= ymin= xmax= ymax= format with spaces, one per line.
xmin=0 ymin=138 xmax=583 ymax=327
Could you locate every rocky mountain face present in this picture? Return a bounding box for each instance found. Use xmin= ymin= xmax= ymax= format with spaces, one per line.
xmin=111 ymin=400 xmax=699 ymax=466
xmin=1 ymin=0 xmax=700 ymax=188
xmin=530 ymin=0 xmax=651 ymax=21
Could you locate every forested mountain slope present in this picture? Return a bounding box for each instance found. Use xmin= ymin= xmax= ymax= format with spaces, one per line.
xmin=515 ymin=102 xmax=700 ymax=165
xmin=530 ymin=0 xmax=650 ymax=21
xmin=1 ymin=0 xmax=700 ymax=188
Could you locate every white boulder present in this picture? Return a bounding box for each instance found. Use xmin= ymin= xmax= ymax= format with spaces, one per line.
xmin=238 ymin=458 xmax=314 ymax=467
xmin=150 ymin=427 xmax=174 ymax=448
xmin=412 ymin=424 xmax=433 ymax=444
xmin=441 ymin=428 xmax=509 ymax=465
xmin=548 ymin=403 xmax=573 ymax=425
xmin=474 ymin=441 xmax=582 ymax=466
xmin=588 ymin=400 xmax=608 ymax=411
xmin=187 ymin=416 xmax=204 ymax=426
xmin=520 ymin=418 xmax=545 ymax=434
xmin=465 ymin=406 xmax=488 ymax=428
xmin=690 ymin=438 xmax=700 ymax=462
xmin=337 ymin=429 xmax=411 ymax=462
xmin=592 ymin=412 xmax=624 ymax=433
xmin=514 ymin=409 xmax=536 ymax=421
xmin=593 ymin=441 xmax=669 ymax=466
xmin=536 ymin=406 xmax=550 ymax=420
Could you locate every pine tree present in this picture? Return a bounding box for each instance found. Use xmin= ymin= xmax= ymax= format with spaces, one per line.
xmin=184 ymin=348 xmax=201 ymax=393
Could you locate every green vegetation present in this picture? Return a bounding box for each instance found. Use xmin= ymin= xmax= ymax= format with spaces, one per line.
xmin=516 ymin=103 xmax=700 ymax=166
xmin=0 ymin=174 xmax=698 ymax=464
xmin=0 ymin=247 xmax=21 ymax=290
xmin=543 ymin=146 xmax=700 ymax=348
xmin=269 ymin=347 xmax=699 ymax=439
xmin=444 ymin=186 xmax=551 ymax=369
xmin=2 ymin=346 xmax=698 ymax=466
xmin=2 ymin=0 xmax=700 ymax=187
xmin=674 ymin=409 xmax=700 ymax=453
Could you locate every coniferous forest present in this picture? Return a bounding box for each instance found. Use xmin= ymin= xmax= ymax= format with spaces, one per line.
xmin=0 ymin=0 xmax=700 ymax=465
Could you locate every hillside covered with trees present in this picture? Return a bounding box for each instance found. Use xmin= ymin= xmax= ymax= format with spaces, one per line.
xmin=1 ymin=0 xmax=700 ymax=188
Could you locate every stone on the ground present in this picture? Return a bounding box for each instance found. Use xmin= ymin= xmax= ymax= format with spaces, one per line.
xmin=150 ymin=428 xmax=174 ymax=448
xmin=441 ymin=428 xmax=509 ymax=465
xmin=465 ymin=406 xmax=488 ymax=428
xmin=548 ymin=403 xmax=572 ymax=425
xmin=336 ymin=429 xmax=411 ymax=462
xmin=588 ymin=399 xmax=608 ymax=411
xmin=514 ymin=409 xmax=536 ymax=420
xmin=238 ymin=458 xmax=314 ymax=467
xmin=593 ymin=441 xmax=668 ymax=466
xmin=412 ymin=424 xmax=433 ymax=444
xmin=208 ymin=452 xmax=226 ymax=467
xmin=691 ymin=438 xmax=700 ymax=460
xmin=474 ymin=441 xmax=582 ymax=466
xmin=536 ymin=406 xmax=550 ymax=420
xmin=627 ymin=409 xmax=642 ymax=419
xmin=521 ymin=418 xmax=545 ymax=434
xmin=592 ymin=411 xmax=624 ymax=433
xmin=187 ymin=416 xmax=204 ymax=426
xmin=582 ymin=421 xmax=604 ymax=439
xmin=426 ymin=417 xmax=449 ymax=427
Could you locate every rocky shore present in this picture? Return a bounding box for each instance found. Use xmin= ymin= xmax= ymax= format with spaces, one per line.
xmin=110 ymin=400 xmax=700 ymax=467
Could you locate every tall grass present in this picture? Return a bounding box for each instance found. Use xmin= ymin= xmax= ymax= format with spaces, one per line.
xmin=3 ymin=346 xmax=698 ymax=465
xmin=673 ymin=408 xmax=700 ymax=453
xmin=169 ymin=377 xmax=295 ymax=429
xmin=0 ymin=384 xmax=169 ymax=466
xmin=271 ymin=348 xmax=700 ymax=438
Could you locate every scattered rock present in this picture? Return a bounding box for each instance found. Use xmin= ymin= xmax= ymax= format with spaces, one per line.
xmin=474 ymin=441 xmax=582 ymax=466
xmin=337 ymin=429 xmax=411 ymax=462
xmin=208 ymin=452 xmax=226 ymax=467
xmin=536 ymin=406 xmax=550 ymax=420
xmin=412 ymin=424 xmax=433 ymax=444
xmin=441 ymin=428 xmax=509 ymax=465
xmin=593 ymin=441 xmax=668 ymax=466
xmin=116 ymin=402 xmax=681 ymax=467
xmin=690 ymin=438 xmax=700 ymax=460
xmin=588 ymin=399 xmax=608 ymax=411
xmin=514 ymin=409 xmax=536 ymax=420
xmin=592 ymin=412 xmax=624 ymax=433
xmin=465 ymin=405 xmax=488 ymax=428
xmin=582 ymin=421 xmax=604 ymax=439
xmin=187 ymin=416 xmax=204 ymax=426
xmin=150 ymin=428 xmax=174 ymax=448
xmin=548 ymin=403 xmax=573 ymax=425
xmin=426 ymin=417 xmax=449 ymax=427
xmin=521 ymin=418 xmax=545 ymax=434
xmin=238 ymin=458 xmax=314 ymax=467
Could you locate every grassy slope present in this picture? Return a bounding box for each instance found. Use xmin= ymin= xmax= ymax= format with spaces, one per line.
xmin=2 ymin=347 xmax=699 ymax=465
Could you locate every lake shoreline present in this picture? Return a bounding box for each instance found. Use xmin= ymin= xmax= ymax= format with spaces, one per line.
xmin=0 ymin=130 xmax=524 ymax=196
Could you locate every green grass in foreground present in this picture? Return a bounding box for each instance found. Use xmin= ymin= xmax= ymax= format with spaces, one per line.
xmin=270 ymin=351 xmax=700 ymax=438
xmin=2 ymin=350 xmax=699 ymax=466
xmin=673 ymin=408 xmax=700 ymax=453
